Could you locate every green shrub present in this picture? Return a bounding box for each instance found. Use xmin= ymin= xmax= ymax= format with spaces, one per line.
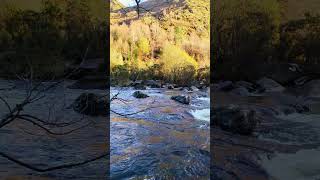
xmin=110 ymin=64 xmax=130 ymax=86
xmin=160 ymin=44 xmax=198 ymax=85
xmin=137 ymin=37 xmax=150 ymax=55
xmin=110 ymin=48 xmax=123 ymax=69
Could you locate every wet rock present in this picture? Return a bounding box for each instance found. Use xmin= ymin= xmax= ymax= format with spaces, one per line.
xmin=72 ymin=93 xmax=107 ymax=116
xmin=167 ymin=84 xmax=174 ymax=89
xmin=294 ymin=76 xmax=311 ymax=86
xmin=213 ymin=106 xmax=258 ymax=135
xmin=292 ymin=104 xmax=310 ymax=113
xmin=256 ymin=77 xmax=285 ymax=92
xmin=133 ymin=91 xmax=149 ymax=98
xmin=302 ymin=80 xmax=320 ymax=97
xmin=171 ymin=95 xmax=190 ymax=105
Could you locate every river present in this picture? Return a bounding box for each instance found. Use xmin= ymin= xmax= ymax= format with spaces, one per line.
xmin=110 ymin=87 xmax=210 ymax=179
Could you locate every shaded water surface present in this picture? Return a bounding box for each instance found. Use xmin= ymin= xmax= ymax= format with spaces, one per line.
xmin=0 ymin=80 xmax=108 ymax=179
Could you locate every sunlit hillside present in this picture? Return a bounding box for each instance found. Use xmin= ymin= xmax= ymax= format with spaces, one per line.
xmin=110 ymin=0 xmax=210 ymax=86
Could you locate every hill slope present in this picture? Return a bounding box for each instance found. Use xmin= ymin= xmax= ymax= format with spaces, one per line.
xmin=111 ymin=0 xmax=210 ymax=37
xmin=0 ymin=0 xmax=106 ymax=20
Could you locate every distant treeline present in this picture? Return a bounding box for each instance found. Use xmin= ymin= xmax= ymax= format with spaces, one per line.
xmin=0 ymin=0 xmax=106 ymax=79
xmin=213 ymin=0 xmax=320 ymax=81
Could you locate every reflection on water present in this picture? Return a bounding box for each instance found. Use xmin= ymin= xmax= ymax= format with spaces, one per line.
xmin=110 ymin=87 xmax=210 ymax=179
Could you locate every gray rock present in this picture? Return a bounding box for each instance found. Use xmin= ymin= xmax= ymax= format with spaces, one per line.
xmin=72 ymin=93 xmax=107 ymax=116
xmin=213 ymin=106 xmax=258 ymax=135
xmin=167 ymin=84 xmax=174 ymax=89
xmin=133 ymin=91 xmax=149 ymax=98
xmin=256 ymin=77 xmax=285 ymax=92
xmin=171 ymin=95 xmax=191 ymax=105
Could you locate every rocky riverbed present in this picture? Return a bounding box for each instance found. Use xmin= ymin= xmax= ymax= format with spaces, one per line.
xmin=110 ymin=86 xmax=210 ymax=179
xmin=212 ymin=77 xmax=320 ymax=180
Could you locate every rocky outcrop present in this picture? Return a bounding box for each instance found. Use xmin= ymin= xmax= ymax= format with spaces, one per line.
xmin=133 ymin=91 xmax=149 ymax=98
xmin=171 ymin=95 xmax=191 ymax=105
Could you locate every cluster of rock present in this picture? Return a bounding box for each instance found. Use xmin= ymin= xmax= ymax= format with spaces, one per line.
xmin=212 ymin=76 xmax=320 ymax=135
xmin=213 ymin=77 xmax=286 ymax=96
xmin=129 ymin=80 xmax=208 ymax=105
xmin=132 ymin=90 xmax=191 ymax=104
xmin=130 ymin=80 xmax=207 ymax=91
xmin=213 ymin=76 xmax=320 ymax=97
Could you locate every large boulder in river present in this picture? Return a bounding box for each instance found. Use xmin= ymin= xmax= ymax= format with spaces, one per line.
xmin=133 ymin=91 xmax=149 ymax=98
xmin=256 ymin=77 xmax=285 ymax=92
xmin=73 ymin=93 xmax=107 ymax=116
xmin=213 ymin=106 xmax=258 ymax=135
xmin=171 ymin=95 xmax=190 ymax=105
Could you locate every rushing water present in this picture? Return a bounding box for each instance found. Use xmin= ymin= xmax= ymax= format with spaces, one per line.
xmin=110 ymin=87 xmax=210 ymax=179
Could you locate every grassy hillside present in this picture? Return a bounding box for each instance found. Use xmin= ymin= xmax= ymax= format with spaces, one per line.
xmin=111 ymin=0 xmax=209 ymax=37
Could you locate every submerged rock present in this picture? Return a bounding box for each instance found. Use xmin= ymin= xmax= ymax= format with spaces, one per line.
xmin=73 ymin=93 xmax=107 ymax=116
xmin=133 ymin=91 xmax=149 ymax=98
xmin=171 ymin=95 xmax=190 ymax=105
xmin=167 ymin=84 xmax=174 ymax=89
xmin=213 ymin=106 xmax=258 ymax=135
